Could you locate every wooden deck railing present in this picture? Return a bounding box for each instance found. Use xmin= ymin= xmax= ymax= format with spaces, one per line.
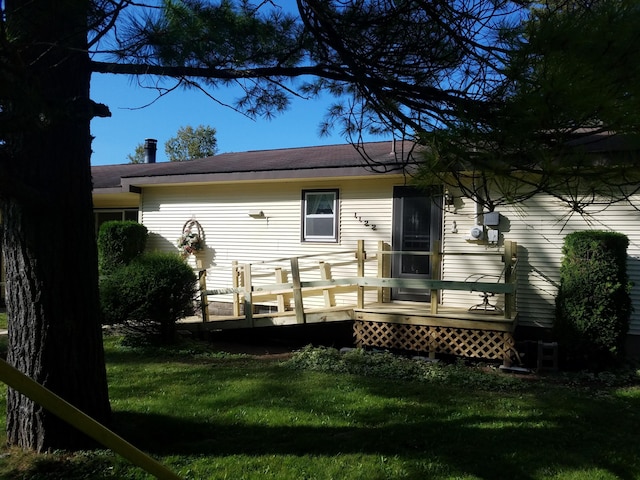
xmin=199 ymin=240 xmax=518 ymax=323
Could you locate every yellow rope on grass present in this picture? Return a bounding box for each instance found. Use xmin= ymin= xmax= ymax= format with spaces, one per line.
xmin=0 ymin=358 xmax=182 ymax=480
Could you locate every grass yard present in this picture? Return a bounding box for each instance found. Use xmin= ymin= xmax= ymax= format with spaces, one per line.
xmin=0 ymin=335 xmax=638 ymax=479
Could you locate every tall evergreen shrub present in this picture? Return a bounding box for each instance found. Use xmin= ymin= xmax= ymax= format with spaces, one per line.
xmin=98 ymin=220 xmax=148 ymax=274
xmin=100 ymin=252 xmax=198 ymax=343
xmin=555 ymin=230 xmax=631 ymax=367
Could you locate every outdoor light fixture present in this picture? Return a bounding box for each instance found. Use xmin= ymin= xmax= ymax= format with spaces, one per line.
xmin=248 ymin=210 xmax=266 ymax=219
xmin=444 ymin=189 xmax=454 ymax=206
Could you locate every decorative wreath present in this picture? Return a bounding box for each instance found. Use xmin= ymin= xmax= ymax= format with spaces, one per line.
xmin=177 ymin=219 xmax=205 ymax=257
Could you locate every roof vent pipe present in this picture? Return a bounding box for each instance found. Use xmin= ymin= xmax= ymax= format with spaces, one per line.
xmin=144 ymin=138 xmax=157 ymax=164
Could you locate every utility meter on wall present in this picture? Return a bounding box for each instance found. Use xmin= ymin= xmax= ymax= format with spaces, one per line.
xmin=468 ymin=225 xmax=484 ymax=240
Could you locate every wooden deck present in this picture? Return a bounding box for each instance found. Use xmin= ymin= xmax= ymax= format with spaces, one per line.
xmin=178 ymin=304 xmax=356 ymax=332
xmin=184 ymin=240 xmax=519 ymax=364
xmin=179 ymin=302 xmax=515 ymax=331
xmin=178 ymin=301 xmax=518 ymax=364
xmin=353 ymin=302 xmax=517 ymax=364
xmin=354 ymin=302 xmax=516 ymax=332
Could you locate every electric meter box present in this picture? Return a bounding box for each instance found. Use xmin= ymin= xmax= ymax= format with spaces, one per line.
xmin=484 ymin=211 xmax=500 ymax=226
xmin=469 ymin=225 xmax=484 ymax=240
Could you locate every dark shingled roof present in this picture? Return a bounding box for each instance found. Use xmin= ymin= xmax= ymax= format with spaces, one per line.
xmin=92 ymin=141 xmax=416 ymax=190
xmin=92 ymin=132 xmax=640 ymax=193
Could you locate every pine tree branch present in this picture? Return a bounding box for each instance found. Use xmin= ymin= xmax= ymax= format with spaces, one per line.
xmin=90 ymin=60 xmax=345 ymax=81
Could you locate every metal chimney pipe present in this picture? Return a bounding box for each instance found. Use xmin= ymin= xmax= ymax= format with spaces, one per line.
xmin=144 ymin=138 xmax=157 ymax=164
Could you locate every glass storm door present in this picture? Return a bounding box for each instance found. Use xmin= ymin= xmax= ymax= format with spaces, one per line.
xmin=391 ymin=186 xmax=442 ymax=301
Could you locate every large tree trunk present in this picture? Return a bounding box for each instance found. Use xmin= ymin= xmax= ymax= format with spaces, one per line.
xmin=1 ymin=0 xmax=111 ymax=451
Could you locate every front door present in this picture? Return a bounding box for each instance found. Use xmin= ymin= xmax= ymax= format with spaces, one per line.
xmin=391 ymin=186 xmax=442 ymax=301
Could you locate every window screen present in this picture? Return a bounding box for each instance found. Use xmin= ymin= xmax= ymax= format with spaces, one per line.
xmin=302 ymin=190 xmax=339 ymax=242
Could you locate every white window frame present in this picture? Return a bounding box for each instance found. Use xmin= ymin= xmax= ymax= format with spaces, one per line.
xmin=302 ymin=189 xmax=339 ymax=243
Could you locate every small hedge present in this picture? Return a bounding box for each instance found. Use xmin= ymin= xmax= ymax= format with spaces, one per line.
xmin=100 ymin=252 xmax=198 ymax=343
xmin=98 ymin=221 xmax=148 ymax=275
xmin=555 ymin=230 xmax=631 ymax=368
xmin=285 ymin=346 xmax=523 ymax=392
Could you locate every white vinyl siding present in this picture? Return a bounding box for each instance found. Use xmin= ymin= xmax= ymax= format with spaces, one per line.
xmin=137 ymin=176 xmax=640 ymax=338
xmin=442 ymin=190 xmax=640 ymax=336
xmin=139 ymin=176 xmax=403 ymax=308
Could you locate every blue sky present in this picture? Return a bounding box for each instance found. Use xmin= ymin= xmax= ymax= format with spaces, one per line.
xmin=88 ymin=78 xmax=337 ymax=166
xmin=88 ymin=0 xmax=396 ymax=165
xmin=89 ymin=73 xmax=384 ymax=165
xmin=88 ymin=0 xmax=373 ymax=166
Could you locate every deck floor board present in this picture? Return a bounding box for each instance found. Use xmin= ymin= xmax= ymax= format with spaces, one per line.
xmin=178 ymin=301 xmax=516 ymax=333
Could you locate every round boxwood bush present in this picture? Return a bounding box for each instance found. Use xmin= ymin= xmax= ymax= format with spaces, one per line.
xmin=98 ymin=220 xmax=148 ymax=275
xmin=100 ymin=252 xmax=198 ymax=343
xmin=554 ymin=230 xmax=631 ymax=368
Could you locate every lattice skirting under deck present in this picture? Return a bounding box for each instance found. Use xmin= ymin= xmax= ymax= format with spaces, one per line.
xmin=353 ymin=320 xmax=515 ymax=363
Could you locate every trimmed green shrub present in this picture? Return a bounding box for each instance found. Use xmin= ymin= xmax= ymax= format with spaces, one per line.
xmin=100 ymin=252 xmax=198 ymax=343
xmin=98 ymin=220 xmax=148 ymax=275
xmin=555 ymin=230 xmax=631 ymax=368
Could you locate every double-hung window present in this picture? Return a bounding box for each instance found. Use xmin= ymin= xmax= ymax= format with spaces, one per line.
xmin=302 ymin=189 xmax=339 ymax=242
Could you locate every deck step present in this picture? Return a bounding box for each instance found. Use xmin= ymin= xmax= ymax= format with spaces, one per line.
xmin=537 ymin=341 xmax=559 ymax=372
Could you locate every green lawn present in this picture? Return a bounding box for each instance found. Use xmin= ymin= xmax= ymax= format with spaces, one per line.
xmin=0 ymin=337 xmax=638 ymax=479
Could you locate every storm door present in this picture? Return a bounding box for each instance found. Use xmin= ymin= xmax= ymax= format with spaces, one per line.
xmin=391 ymin=186 xmax=443 ymax=301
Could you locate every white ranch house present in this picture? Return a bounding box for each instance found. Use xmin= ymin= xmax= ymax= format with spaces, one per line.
xmin=91 ymin=140 xmax=640 ymax=359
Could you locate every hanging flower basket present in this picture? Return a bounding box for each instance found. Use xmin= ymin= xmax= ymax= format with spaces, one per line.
xmin=177 ymin=219 xmax=204 ymax=257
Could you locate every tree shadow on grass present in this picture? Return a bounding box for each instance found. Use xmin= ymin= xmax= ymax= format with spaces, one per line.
xmin=111 ymin=391 xmax=640 ymax=480
xmin=102 ymin=342 xmax=640 ymax=479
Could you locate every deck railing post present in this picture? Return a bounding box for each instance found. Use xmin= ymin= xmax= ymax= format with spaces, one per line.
xmin=275 ymin=267 xmax=290 ymax=312
xmin=430 ymin=241 xmax=442 ymax=314
xmin=503 ymin=241 xmax=517 ymax=319
xmin=232 ymin=261 xmax=241 ymax=316
xmin=198 ymin=269 xmax=209 ymax=322
xmin=377 ymin=241 xmax=391 ymax=303
xmin=319 ymin=261 xmax=336 ymax=308
xmin=290 ymin=257 xmax=306 ymax=323
xmin=243 ymin=263 xmax=254 ymax=327
xmin=357 ymin=240 xmax=365 ymax=308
